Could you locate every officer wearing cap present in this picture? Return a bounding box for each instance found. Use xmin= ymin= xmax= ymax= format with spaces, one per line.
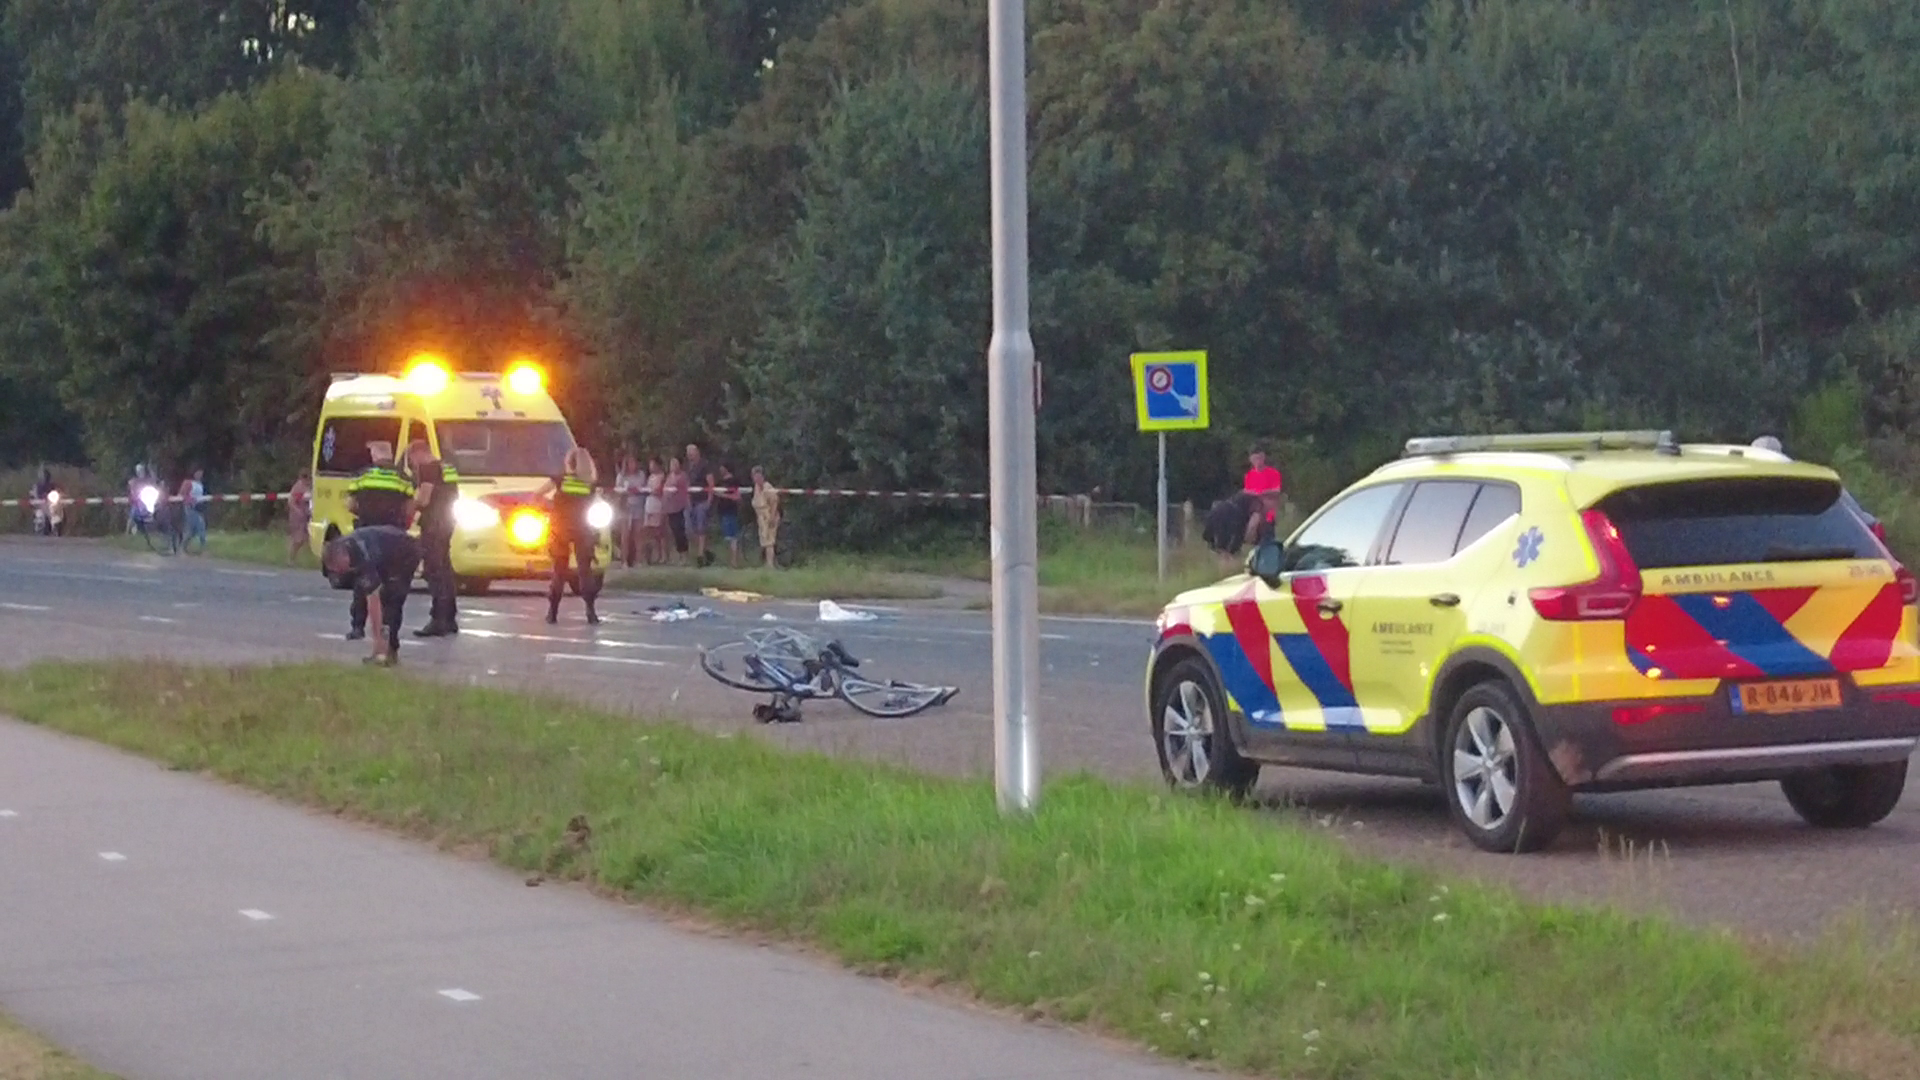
xmin=344 ymin=442 xmax=414 ymax=641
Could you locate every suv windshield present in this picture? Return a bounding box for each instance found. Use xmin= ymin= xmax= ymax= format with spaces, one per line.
xmin=1596 ymin=477 xmax=1880 ymax=569
xmin=435 ymin=420 xmax=574 ymax=479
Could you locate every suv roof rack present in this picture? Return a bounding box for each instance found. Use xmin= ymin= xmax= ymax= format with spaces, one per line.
xmin=1401 ymin=430 xmax=1679 ymax=458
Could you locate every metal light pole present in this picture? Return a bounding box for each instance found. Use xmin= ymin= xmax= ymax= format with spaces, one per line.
xmin=987 ymin=0 xmax=1040 ymax=814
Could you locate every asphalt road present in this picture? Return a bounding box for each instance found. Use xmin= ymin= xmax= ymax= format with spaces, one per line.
xmin=3 ymin=537 xmax=1919 ymax=939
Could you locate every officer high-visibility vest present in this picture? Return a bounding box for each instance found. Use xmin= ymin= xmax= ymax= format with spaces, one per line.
xmin=553 ymin=475 xmax=594 ymax=537
xmin=349 ymin=466 xmax=414 ymax=528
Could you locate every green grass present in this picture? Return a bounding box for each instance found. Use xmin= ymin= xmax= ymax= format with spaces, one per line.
xmin=107 ymin=527 xmax=314 ymax=569
xmin=607 ymin=558 xmax=943 ymax=601
xmin=0 ymin=1013 xmax=117 ymax=1080
xmin=2 ymin=661 xmax=1916 ymax=1080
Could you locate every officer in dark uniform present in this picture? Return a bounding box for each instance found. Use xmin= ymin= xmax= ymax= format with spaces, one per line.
xmin=405 ymin=439 xmax=461 ymax=638
xmin=344 ymin=443 xmax=414 ymax=641
xmin=540 ymin=447 xmax=602 ymax=626
xmin=322 ymin=525 xmax=422 ymax=667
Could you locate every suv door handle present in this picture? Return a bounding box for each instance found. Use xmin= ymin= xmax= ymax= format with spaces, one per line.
xmin=1317 ymin=599 xmax=1343 ymax=615
xmin=1429 ymin=593 xmax=1461 ymax=607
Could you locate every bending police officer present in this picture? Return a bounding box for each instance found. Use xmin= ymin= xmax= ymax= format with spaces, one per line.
xmin=406 ymin=439 xmax=460 ymax=638
xmin=538 ymin=448 xmax=602 ymax=625
xmin=344 ymin=443 xmax=414 ymax=641
xmin=322 ymin=525 xmax=422 ymax=667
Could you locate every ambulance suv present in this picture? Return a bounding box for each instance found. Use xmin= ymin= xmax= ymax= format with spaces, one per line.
xmin=310 ymin=360 xmax=613 ymax=594
xmin=1146 ymin=430 xmax=1920 ymax=852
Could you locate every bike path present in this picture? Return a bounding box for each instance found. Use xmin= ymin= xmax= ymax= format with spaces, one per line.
xmin=0 ymin=719 xmax=1199 ymax=1080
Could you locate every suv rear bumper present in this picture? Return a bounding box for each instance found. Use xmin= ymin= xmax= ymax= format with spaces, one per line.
xmin=1535 ymin=683 xmax=1920 ymax=791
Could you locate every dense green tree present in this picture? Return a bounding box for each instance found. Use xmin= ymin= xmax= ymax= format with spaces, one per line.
xmin=264 ymin=0 xmax=601 ymax=404
xmin=737 ymin=68 xmax=990 ymax=491
xmin=37 ymin=75 xmax=332 ymax=483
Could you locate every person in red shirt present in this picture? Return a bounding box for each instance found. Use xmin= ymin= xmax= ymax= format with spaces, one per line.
xmin=1243 ymin=449 xmax=1282 ymax=523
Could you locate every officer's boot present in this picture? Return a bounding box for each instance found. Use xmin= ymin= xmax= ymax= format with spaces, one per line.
xmin=585 ymin=597 xmax=600 ymax=626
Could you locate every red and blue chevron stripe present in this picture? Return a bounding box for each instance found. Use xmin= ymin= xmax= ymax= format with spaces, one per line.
xmin=1625 ymin=584 xmax=1902 ymax=680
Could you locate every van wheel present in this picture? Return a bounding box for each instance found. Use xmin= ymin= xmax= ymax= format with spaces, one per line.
xmin=1781 ymin=761 xmax=1907 ymax=828
xmin=1440 ymin=682 xmax=1569 ymax=853
xmin=456 ymin=577 xmax=491 ymax=597
xmin=1151 ymin=656 xmax=1260 ymax=801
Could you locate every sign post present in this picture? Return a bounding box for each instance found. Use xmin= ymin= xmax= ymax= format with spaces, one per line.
xmin=1130 ymin=351 xmax=1210 ymax=581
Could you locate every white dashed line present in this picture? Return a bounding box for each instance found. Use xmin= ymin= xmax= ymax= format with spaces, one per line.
xmin=98 ymin=852 xmax=126 ymax=862
xmin=139 ymin=615 xmax=178 ymax=625
xmin=239 ymin=909 xmax=276 ymax=921
xmin=460 ymin=628 xmax=682 ymax=651
xmin=544 ymin=653 xmax=669 ymax=668
xmin=0 ymin=602 xmax=51 ymax=612
xmin=438 ymin=989 xmax=481 ymax=1002
xmin=215 ymin=568 xmax=278 ymax=579
xmin=0 ymin=809 xmax=18 ymax=818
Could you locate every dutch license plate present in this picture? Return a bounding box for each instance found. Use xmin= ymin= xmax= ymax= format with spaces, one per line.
xmin=1731 ymin=678 xmax=1842 ymax=715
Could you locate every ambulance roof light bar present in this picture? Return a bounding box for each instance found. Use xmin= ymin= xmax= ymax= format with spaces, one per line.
xmin=1402 ymin=430 xmax=1679 ymax=458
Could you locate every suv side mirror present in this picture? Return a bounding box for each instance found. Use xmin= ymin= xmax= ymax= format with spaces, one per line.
xmin=1246 ymin=539 xmax=1286 ymax=586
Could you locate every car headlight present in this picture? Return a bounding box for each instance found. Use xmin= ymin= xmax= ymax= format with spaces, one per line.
xmin=452 ymin=497 xmax=501 ymax=530
xmin=586 ymin=498 xmax=614 ymax=531
xmin=46 ymin=491 xmax=60 ymax=506
xmin=507 ymin=509 xmax=548 ymax=548
xmin=138 ymin=486 xmax=159 ymax=513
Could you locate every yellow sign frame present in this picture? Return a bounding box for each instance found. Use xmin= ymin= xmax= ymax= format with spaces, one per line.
xmin=1130 ymin=350 xmax=1210 ymax=432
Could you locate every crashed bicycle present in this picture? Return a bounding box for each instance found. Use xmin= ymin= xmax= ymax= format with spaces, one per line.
xmin=698 ymin=626 xmax=958 ymax=723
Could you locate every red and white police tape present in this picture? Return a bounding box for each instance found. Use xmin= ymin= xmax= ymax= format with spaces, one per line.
xmin=5 ymin=487 xmax=1076 ymax=510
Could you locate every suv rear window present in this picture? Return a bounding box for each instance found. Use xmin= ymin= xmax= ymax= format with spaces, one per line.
xmin=1594 ymin=477 xmax=1879 ymax=569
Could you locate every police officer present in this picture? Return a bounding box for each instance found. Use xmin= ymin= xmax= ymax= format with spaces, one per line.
xmin=405 ymin=439 xmax=460 ymax=638
xmin=344 ymin=442 xmax=414 ymax=641
xmin=539 ymin=447 xmax=602 ymax=625
xmin=321 ymin=525 xmax=422 ymax=667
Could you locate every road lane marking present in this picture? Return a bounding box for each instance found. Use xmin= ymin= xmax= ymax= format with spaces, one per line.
xmin=98 ymin=852 xmax=126 ymax=862
xmin=239 ymin=909 xmax=276 ymax=921
xmin=462 ymin=628 xmax=682 ymax=651
xmin=438 ymin=989 xmax=481 ymax=1002
xmin=1 ymin=602 xmax=51 ymax=612
xmin=172 ymin=602 xmax=202 ymax=609
xmin=215 ymin=568 xmax=278 ymax=578
xmin=0 ymin=809 xmax=17 ymax=818
xmin=139 ymin=615 xmax=178 ymax=625
xmin=544 ymin=653 xmax=669 ymax=668
xmin=4 ymin=569 xmax=154 ymax=585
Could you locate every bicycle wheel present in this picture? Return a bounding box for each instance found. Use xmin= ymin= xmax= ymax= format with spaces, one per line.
xmin=700 ymin=639 xmax=802 ymax=693
xmin=838 ymin=674 xmax=958 ymax=718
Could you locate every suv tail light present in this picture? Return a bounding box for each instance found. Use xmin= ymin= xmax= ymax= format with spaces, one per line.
xmin=1857 ymin=516 xmax=1917 ymax=605
xmin=1529 ymin=510 xmax=1642 ymax=621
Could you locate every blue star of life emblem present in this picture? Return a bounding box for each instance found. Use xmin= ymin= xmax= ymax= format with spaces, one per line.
xmin=1513 ymin=526 xmax=1544 ymax=568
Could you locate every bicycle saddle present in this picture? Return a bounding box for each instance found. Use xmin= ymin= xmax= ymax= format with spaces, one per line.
xmin=825 ymin=640 xmax=861 ymax=668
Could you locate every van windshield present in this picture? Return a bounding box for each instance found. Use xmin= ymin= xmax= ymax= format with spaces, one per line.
xmin=435 ymin=420 xmax=575 ymax=479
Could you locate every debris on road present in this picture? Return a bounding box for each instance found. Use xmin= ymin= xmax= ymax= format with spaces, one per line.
xmin=702 ymin=587 xmax=769 ymax=603
xmin=818 ymin=599 xmax=879 ymax=623
xmin=647 ymin=601 xmax=717 ymax=622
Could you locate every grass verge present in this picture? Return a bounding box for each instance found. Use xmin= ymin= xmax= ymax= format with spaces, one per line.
xmin=606 ymin=559 xmax=942 ymax=602
xmin=2 ymin=662 xmax=1916 ymax=1080
xmin=0 ymin=1014 xmax=116 ymax=1080
xmin=106 ymin=528 xmax=313 ymax=570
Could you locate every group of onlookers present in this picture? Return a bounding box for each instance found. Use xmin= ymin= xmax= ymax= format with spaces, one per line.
xmin=610 ymin=443 xmax=782 ymax=569
xmin=123 ymin=463 xmax=214 ymax=553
